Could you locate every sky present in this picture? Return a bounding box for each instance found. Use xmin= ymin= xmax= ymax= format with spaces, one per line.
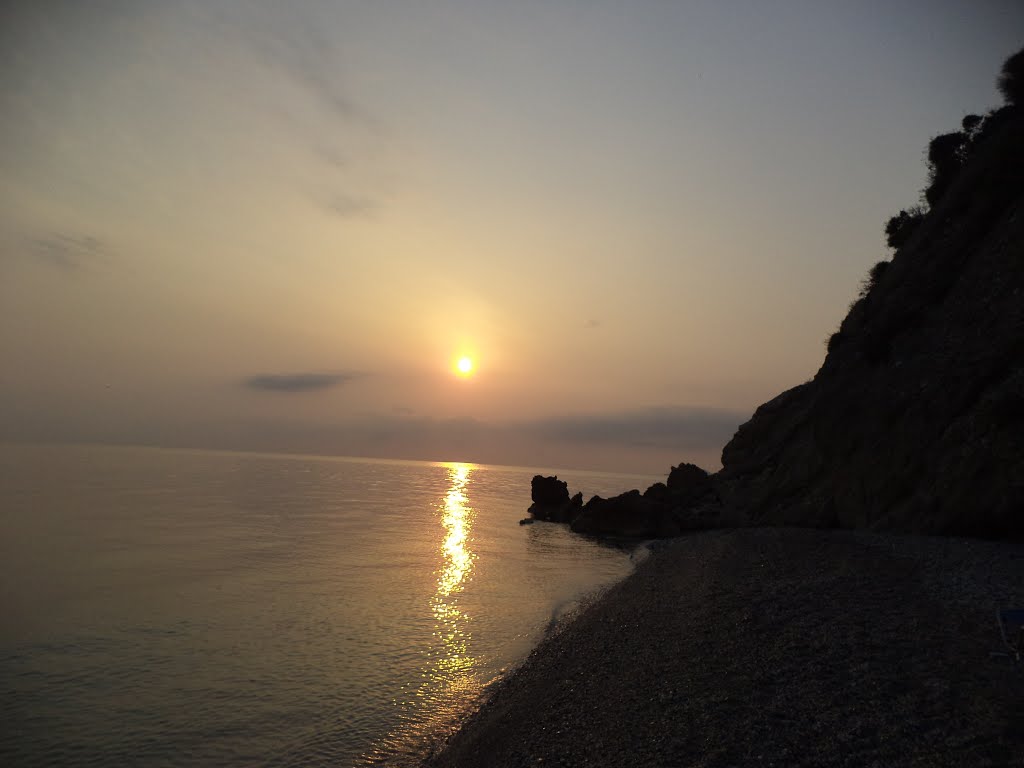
xmin=1 ymin=1 xmax=1021 ymax=474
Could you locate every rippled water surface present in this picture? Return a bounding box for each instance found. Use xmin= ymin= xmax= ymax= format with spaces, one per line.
xmin=0 ymin=445 xmax=652 ymax=766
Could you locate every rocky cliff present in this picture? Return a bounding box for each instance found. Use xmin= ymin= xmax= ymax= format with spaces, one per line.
xmin=532 ymin=53 xmax=1023 ymax=540
xmin=716 ymin=103 xmax=1023 ymax=538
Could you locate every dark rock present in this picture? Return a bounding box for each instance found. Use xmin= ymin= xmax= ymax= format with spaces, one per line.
xmin=570 ymin=490 xmax=671 ymax=538
xmin=531 ymin=475 xmax=569 ymax=506
xmin=526 ymin=467 xmax=727 ymax=539
xmin=518 ymin=518 xmax=534 ymax=526
xmin=643 ymin=482 xmax=669 ymax=502
xmin=667 ymin=463 xmax=709 ymax=491
xmin=666 ymin=463 xmax=713 ymax=507
xmin=528 ymin=475 xmax=582 ymax=523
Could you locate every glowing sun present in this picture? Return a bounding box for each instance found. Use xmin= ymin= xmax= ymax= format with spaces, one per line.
xmin=455 ymin=356 xmax=474 ymax=376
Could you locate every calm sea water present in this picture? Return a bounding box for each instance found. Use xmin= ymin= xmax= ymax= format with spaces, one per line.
xmin=0 ymin=444 xmax=654 ymax=767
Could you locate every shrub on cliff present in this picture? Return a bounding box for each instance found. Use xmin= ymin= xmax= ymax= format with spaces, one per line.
xmin=884 ymin=205 xmax=927 ymax=250
xmin=924 ymin=131 xmax=969 ymax=206
xmin=885 ymin=48 xmax=1022 ymax=224
xmin=996 ymin=46 xmax=1024 ymax=105
xmin=961 ymin=113 xmax=984 ymax=135
xmin=859 ymin=259 xmax=890 ymax=299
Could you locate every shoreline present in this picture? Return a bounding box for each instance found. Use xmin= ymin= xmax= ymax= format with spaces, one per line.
xmin=365 ymin=533 xmax=647 ymax=766
xmin=424 ymin=528 xmax=1024 ymax=767
xmin=379 ymin=544 xmax=649 ymax=766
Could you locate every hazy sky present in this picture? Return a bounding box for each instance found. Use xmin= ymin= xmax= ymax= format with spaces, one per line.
xmin=1 ymin=1 xmax=1021 ymax=473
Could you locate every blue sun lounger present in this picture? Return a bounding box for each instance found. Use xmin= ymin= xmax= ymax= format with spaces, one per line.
xmin=997 ymin=609 xmax=1024 ymax=661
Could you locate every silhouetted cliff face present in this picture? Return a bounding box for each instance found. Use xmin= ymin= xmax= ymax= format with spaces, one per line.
xmin=716 ymin=109 xmax=1024 ymax=538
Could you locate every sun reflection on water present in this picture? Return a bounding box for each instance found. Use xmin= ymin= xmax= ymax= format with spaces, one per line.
xmin=360 ymin=463 xmax=480 ymax=764
xmin=429 ymin=463 xmax=477 ymax=683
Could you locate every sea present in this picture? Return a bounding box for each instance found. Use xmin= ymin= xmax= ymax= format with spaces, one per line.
xmin=0 ymin=443 xmax=656 ymax=767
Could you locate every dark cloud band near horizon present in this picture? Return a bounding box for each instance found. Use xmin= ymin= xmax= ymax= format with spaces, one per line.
xmin=226 ymin=406 xmax=748 ymax=464
xmin=526 ymin=406 xmax=746 ymax=450
xmin=0 ymin=397 xmax=749 ymax=473
xmin=243 ymin=372 xmax=358 ymax=392
xmin=230 ymin=405 xmax=747 ymax=471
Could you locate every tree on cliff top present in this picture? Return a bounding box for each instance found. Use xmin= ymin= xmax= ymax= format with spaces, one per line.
xmin=924 ymin=130 xmax=969 ymax=206
xmin=996 ymin=46 xmax=1024 ymax=105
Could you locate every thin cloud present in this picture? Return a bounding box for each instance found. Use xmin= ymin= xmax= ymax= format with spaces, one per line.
xmin=30 ymin=233 xmax=106 ymax=272
xmin=242 ymin=8 xmax=373 ymax=128
xmin=230 ymin=10 xmax=387 ymax=220
xmin=314 ymin=144 xmax=348 ymax=170
xmin=326 ymin=192 xmax=375 ymax=218
xmin=244 ymin=372 xmax=359 ymax=393
xmin=270 ymin=36 xmax=359 ymax=121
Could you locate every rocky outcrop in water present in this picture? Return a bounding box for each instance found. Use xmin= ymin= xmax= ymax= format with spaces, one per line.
xmin=531 ymin=475 xmax=569 ymax=508
xmin=529 ymin=464 xmax=726 ymax=538
xmin=529 ymin=476 xmax=583 ymax=523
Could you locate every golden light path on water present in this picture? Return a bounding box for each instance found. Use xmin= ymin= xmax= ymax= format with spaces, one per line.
xmin=431 ymin=463 xmax=477 ymax=685
xmin=361 ymin=463 xmax=479 ymax=764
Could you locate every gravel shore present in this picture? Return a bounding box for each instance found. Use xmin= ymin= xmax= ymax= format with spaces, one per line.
xmin=425 ymin=528 xmax=1024 ymax=767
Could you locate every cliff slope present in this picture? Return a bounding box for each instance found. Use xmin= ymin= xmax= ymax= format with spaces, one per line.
xmin=716 ymin=106 xmax=1024 ymax=538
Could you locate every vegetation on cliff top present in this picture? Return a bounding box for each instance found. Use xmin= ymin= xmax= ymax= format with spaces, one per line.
xmin=829 ymin=46 xmax=1024 ymax=356
xmin=882 ymin=46 xmax=1023 ymax=254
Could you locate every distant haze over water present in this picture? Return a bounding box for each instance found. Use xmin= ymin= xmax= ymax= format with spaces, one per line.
xmin=0 ymin=444 xmax=649 ymax=766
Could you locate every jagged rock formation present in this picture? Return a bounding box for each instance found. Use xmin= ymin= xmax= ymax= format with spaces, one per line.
xmin=529 ymin=475 xmax=583 ymax=523
xmin=529 ymin=464 xmax=725 ymax=537
xmin=716 ymin=104 xmax=1023 ymax=539
xmin=530 ymin=475 xmax=569 ymax=509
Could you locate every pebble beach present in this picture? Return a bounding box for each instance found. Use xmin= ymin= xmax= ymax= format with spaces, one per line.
xmin=425 ymin=528 xmax=1024 ymax=767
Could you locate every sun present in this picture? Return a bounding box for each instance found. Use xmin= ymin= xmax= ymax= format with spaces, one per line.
xmin=456 ymin=356 xmax=474 ymax=376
